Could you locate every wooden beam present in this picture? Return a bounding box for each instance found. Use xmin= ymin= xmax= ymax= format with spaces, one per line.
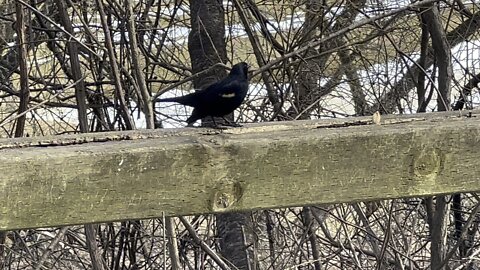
xmin=1 ymin=111 xmax=479 ymax=230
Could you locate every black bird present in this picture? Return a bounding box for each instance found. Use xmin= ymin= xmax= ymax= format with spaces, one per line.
xmin=157 ymin=62 xmax=249 ymax=126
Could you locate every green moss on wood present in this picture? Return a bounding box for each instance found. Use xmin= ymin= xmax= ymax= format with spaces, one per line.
xmin=0 ymin=112 xmax=480 ymax=229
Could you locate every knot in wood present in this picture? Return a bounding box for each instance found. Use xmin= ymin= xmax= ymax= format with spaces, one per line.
xmin=211 ymin=181 xmax=243 ymax=212
xmin=412 ymin=147 xmax=442 ymax=180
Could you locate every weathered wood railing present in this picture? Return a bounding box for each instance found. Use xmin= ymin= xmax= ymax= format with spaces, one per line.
xmin=1 ymin=110 xmax=479 ymax=230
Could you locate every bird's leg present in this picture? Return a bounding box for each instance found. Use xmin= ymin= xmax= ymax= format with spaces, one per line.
xmin=211 ymin=116 xmax=218 ymax=127
xmin=203 ymin=117 xmax=231 ymax=129
xmin=221 ymin=117 xmax=242 ymax=127
xmin=199 ymin=117 xmax=222 ymax=128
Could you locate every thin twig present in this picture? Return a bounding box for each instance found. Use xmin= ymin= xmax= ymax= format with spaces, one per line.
xmin=0 ymin=76 xmax=86 ymax=128
xmin=252 ymin=0 xmax=441 ymax=77
xmin=179 ymin=216 xmax=232 ymax=270
xmin=15 ymin=0 xmax=102 ymax=58
xmin=435 ymin=195 xmax=480 ymax=270
xmin=33 ymin=227 xmax=69 ymax=270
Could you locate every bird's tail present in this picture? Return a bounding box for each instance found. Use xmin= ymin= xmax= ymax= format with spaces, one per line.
xmin=156 ymin=94 xmax=197 ymax=107
xmin=156 ymin=97 xmax=180 ymax=103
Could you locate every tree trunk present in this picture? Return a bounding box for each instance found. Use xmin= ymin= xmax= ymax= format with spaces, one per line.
xmin=217 ymin=212 xmax=256 ymax=270
xmin=422 ymin=4 xmax=452 ymax=111
xmin=188 ymin=0 xmax=255 ymax=268
xmin=14 ymin=1 xmax=29 ymax=137
xmin=188 ymin=0 xmax=228 ymax=87
xmin=188 ymin=0 xmax=229 ymax=126
xmin=55 ymin=0 xmax=88 ymax=132
xmin=422 ymin=4 xmax=452 ymax=268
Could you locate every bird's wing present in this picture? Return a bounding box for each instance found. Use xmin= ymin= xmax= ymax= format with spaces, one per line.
xmin=213 ymin=78 xmax=244 ymax=99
